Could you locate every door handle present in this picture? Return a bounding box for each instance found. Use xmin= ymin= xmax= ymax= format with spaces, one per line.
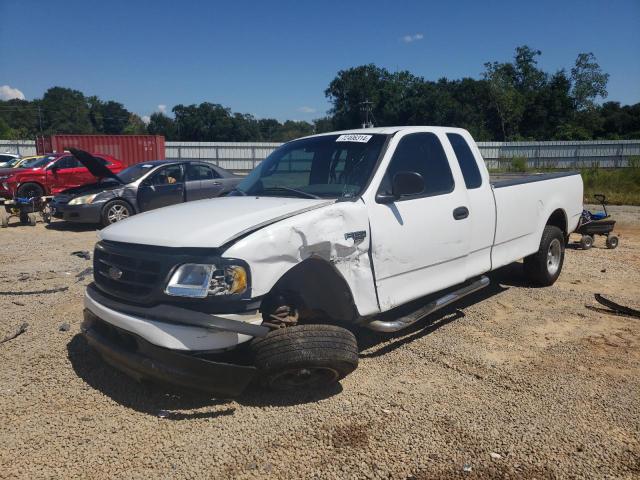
xmin=453 ymin=206 xmax=469 ymax=220
xmin=212 ymin=182 xmax=221 ymax=186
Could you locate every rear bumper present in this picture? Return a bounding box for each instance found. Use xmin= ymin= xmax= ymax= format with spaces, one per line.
xmin=82 ymin=310 xmax=257 ymax=396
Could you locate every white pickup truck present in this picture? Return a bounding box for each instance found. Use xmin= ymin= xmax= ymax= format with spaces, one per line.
xmin=82 ymin=127 xmax=583 ymax=396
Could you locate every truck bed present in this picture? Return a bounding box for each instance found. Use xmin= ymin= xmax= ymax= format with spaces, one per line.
xmin=490 ymin=171 xmax=580 ymax=188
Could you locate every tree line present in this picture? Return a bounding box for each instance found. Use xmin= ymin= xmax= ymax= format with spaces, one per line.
xmin=1 ymin=46 xmax=638 ymax=142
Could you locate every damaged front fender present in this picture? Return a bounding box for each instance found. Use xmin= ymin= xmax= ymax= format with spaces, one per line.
xmin=223 ymin=201 xmax=380 ymax=319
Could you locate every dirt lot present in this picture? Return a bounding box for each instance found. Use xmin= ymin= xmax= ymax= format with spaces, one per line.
xmin=1 ymin=206 xmax=639 ymax=479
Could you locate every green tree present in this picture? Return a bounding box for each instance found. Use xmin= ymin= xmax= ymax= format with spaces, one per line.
xmin=483 ymin=61 xmax=524 ymax=140
xmin=147 ymin=112 xmax=177 ymax=139
xmin=122 ymin=113 xmax=147 ymax=134
xmin=571 ymin=52 xmax=609 ymax=111
xmin=41 ymin=87 xmax=93 ymax=134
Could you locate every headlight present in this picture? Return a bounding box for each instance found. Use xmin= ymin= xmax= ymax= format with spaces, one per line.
xmin=165 ymin=263 xmax=248 ymax=298
xmin=68 ymin=193 xmax=100 ymax=205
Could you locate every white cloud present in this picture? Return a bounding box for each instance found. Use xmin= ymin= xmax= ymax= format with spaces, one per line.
xmin=141 ymin=115 xmax=151 ymax=125
xmin=297 ymin=106 xmax=316 ymax=113
xmin=401 ymin=33 xmax=424 ymax=44
xmin=157 ymin=104 xmax=167 ymax=114
xmin=0 ymin=85 xmax=25 ymax=100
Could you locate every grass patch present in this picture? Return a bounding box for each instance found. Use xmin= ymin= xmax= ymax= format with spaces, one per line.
xmin=581 ymin=164 xmax=640 ymax=205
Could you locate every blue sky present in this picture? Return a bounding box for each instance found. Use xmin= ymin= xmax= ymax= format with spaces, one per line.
xmin=1 ymin=0 xmax=639 ymax=122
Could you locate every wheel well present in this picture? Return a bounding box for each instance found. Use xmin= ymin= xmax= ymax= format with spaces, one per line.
xmin=17 ymin=181 xmax=44 ymax=193
xmin=546 ymin=208 xmax=567 ymax=234
xmin=261 ymin=257 xmax=359 ymax=325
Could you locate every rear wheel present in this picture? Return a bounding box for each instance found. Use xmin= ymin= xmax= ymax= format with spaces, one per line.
xmin=101 ymin=200 xmax=132 ymax=227
xmin=16 ymin=182 xmax=44 ymax=199
xmin=606 ymin=235 xmax=619 ymax=249
xmin=524 ymin=225 xmax=565 ymax=286
xmin=251 ymin=324 xmax=358 ymax=391
xmin=580 ymin=234 xmax=594 ymax=250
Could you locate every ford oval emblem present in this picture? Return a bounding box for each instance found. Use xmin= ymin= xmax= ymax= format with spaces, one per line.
xmin=108 ymin=266 xmax=123 ymax=280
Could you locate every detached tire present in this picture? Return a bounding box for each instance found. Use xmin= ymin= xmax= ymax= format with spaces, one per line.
xmin=251 ymin=324 xmax=358 ymax=391
xmin=523 ymin=225 xmax=565 ymax=286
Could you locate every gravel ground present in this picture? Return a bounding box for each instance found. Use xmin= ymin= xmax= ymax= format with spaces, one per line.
xmin=1 ymin=207 xmax=639 ymax=479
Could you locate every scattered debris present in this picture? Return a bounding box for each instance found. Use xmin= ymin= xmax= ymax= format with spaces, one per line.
xmin=600 ymin=268 xmax=606 ymax=273
xmin=381 ymin=408 xmax=392 ymax=414
xmin=462 ymin=464 xmax=472 ymax=473
xmin=75 ymin=267 xmax=93 ymax=282
xmin=12 ymin=301 xmax=25 ymax=306
xmin=489 ymin=452 xmax=502 ymax=460
xmin=593 ymin=294 xmax=640 ymax=319
xmin=157 ymin=410 xmax=170 ymax=418
xmin=71 ymin=250 xmax=91 ymax=260
xmin=1 ymin=322 xmax=28 ymax=344
xmin=0 ymin=286 xmax=68 ymax=296
xmin=59 ymin=323 xmax=70 ymax=332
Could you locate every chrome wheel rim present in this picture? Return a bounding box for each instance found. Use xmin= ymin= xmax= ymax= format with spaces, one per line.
xmin=107 ymin=205 xmax=129 ymax=223
xmin=547 ymin=238 xmax=562 ymax=275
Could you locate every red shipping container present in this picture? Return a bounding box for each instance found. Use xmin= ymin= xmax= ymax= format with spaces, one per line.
xmin=36 ymin=135 xmax=165 ymax=167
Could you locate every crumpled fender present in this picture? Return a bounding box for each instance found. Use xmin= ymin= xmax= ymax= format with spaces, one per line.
xmin=223 ymin=200 xmax=379 ymax=318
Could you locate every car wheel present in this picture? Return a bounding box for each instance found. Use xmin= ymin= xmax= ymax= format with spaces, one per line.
xmin=580 ymin=234 xmax=594 ymax=250
xmin=16 ymin=182 xmax=44 ymax=199
xmin=251 ymin=324 xmax=358 ymax=391
xmin=101 ymin=200 xmax=132 ymax=227
xmin=523 ymin=225 xmax=565 ymax=286
xmin=606 ymin=235 xmax=619 ymax=249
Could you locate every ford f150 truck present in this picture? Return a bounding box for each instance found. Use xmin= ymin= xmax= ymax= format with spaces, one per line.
xmin=81 ymin=127 xmax=583 ymax=396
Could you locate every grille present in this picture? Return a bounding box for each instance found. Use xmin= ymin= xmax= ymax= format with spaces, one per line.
xmin=94 ymin=242 xmax=166 ymax=301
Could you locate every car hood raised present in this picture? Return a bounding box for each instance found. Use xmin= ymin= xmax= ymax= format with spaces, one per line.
xmin=99 ymin=196 xmax=334 ymax=248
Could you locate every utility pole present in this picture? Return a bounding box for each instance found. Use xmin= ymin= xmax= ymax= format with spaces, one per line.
xmin=359 ymin=100 xmax=374 ymax=129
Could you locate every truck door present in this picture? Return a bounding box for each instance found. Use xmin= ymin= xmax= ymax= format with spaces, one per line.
xmin=367 ymin=131 xmax=471 ymax=311
xmin=137 ymin=164 xmax=185 ymax=211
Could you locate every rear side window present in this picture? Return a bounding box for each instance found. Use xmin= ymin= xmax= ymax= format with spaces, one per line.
xmin=186 ymin=164 xmax=219 ymax=181
xmin=381 ymin=132 xmax=454 ymax=198
xmin=447 ymin=133 xmax=482 ymax=189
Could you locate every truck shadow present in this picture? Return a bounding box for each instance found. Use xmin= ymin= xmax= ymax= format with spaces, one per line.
xmin=357 ymin=262 xmax=527 ymax=357
xmin=67 ymin=334 xmax=342 ymax=418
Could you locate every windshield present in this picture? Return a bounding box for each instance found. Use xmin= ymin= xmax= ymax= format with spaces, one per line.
xmin=21 ymin=155 xmax=55 ymax=168
xmin=234 ymin=134 xmax=388 ymax=199
xmin=116 ymin=163 xmax=159 ymax=184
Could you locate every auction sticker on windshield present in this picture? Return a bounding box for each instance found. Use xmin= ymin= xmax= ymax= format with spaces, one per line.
xmin=336 ymin=134 xmax=372 ymax=143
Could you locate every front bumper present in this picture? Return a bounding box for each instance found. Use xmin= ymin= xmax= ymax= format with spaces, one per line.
xmin=51 ymin=201 xmax=103 ymax=223
xmin=82 ymin=310 xmax=257 ymax=396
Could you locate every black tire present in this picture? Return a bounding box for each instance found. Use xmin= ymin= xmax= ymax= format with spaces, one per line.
xmin=101 ymin=200 xmax=132 ymax=227
xmin=580 ymin=234 xmax=594 ymax=250
xmin=251 ymin=324 xmax=358 ymax=391
xmin=523 ymin=225 xmax=565 ymax=286
xmin=16 ymin=182 xmax=44 ymax=199
xmin=606 ymin=235 xmax=619 ymax=249
xmin=19 ymin=211 xmax=29 ymax=224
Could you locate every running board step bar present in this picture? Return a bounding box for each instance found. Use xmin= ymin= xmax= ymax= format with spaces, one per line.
xmin=366 ymin=276 xmax=490 ymax=333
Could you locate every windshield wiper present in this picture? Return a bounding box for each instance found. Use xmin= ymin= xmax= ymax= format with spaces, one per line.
xmin=260 ymin=186 xmax=321 ymax=199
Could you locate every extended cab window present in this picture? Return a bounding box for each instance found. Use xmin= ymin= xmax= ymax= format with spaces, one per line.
xmin=447 ymin=133 xmax=482 ymax=189
xmin=186 ymin=164 xmax=219 ymax=181
xmin=381 ymin=133 xmax=454 ymax=198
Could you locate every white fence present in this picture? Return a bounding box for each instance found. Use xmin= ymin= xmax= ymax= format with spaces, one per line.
xmin=2 ymin=139 xmax=639 ymax=172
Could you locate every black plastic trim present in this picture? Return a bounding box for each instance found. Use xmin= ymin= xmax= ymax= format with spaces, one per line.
xmin=490 ymin=171 xmax=580 ymax=188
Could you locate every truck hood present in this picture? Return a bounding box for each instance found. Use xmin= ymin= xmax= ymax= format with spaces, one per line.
xmin=99 ymin=196 xmax=334 ymax=248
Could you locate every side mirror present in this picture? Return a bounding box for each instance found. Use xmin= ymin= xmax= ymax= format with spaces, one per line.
xmin=376 ymin=171 xmax=425 ymax=204
xmin=49 ymin=164 xmax=59 ymax=174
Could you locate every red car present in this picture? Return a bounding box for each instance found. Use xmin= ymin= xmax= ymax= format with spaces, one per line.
xmin=0 ymin=153 xmax=124 ymax=199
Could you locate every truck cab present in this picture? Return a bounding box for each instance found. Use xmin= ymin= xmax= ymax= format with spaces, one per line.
xmin=81 ymin=127 xmax=583 ymax=396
